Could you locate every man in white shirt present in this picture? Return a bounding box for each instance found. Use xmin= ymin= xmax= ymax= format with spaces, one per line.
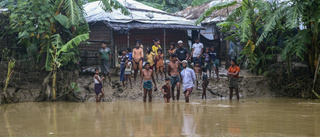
xmin=181 ymin=60 xmax=196 ymax=103
xmin=191 ymin=38 xmax=203 ymax=66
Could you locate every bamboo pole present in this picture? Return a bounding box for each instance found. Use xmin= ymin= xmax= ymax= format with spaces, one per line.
xmin=163 ymin=29 xmax=167 ymax=78
xmin=111 ymin=29 xmax=115 ymax=67
xmin=127 ymin=31 xmax=130 ymax=48
xmin=312 ymin=55 xmax=320 ymax=90
xmin=225 ymin=39 xmax=230 ymax=69
xmin=163 ymin=29 xmax=166 ymax=62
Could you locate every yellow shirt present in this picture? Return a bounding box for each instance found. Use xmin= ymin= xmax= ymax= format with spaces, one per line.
xmin=152 ymin=45 xmax=161 ymax=55
xmin=147 ymin=52 xmax=155 ymax=66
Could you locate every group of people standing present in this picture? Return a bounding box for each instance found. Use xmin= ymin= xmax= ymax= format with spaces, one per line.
xmin=94 ymin=38 xmax=241 ymax=103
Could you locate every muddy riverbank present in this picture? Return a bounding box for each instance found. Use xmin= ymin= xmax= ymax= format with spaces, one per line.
xmin=1 ymin=61 xmax=274 ymax=102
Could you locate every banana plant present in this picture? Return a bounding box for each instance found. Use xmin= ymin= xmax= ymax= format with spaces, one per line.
xmin=45 ymin=33 xmax=89 ymax=100
xmin=197 ymin=0 xmax=279 ymax=74
xmin=8 ymin=0 xmax=130 ymax=100
xmin=257 ymin=0 xmax=320 ymax=75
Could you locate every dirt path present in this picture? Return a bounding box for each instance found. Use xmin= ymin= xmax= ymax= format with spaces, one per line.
xmin=76 ymin=67 xmax=274 ymax=102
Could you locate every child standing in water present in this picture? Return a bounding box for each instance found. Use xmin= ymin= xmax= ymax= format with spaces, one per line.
xmin=194 ymin=62 xmax=202 ymax=90
xmin=124 ymin=59 xmax=132 ymax=89
xmin=202 ymin=47 xmax=212 ymax=78
xmin=120 ymin=49 xmax=129 ymax=88
xmin=94 ymin=68 xmax=105 ymax=102
xmin=161 ymin=77 xmax=171 ymax=103
xmin=201 ymin=67 xmax=209 ymax=99
xmin=155 ymin=49 xmax=164 ymax=81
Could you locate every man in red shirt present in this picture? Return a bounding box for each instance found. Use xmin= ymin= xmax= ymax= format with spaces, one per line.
xmin=227 ymin=59 xmax=240 ymax=100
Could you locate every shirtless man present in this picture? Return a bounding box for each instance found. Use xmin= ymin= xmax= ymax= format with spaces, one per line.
xmin=132 ymin=40 xmax=144 ymax=83
xmin=140 ymin=62 xmax=157 ymax=102
xmin=167 ymin=54 xmax=181 ymax=100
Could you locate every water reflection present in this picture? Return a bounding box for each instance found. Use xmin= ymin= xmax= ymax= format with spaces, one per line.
xmin=0 ymin=99 xmax=320 ymax=136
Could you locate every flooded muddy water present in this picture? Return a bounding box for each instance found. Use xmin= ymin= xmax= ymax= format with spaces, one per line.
xmin=0 ymin=98 xmax=320 ymax=137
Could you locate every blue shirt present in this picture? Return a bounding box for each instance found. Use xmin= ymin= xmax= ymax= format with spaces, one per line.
xmin=203 ymin=52 xmax=210 ymax=62
xmin=181 ymin=68 xmax=196 ymax=91
xmin=127 ymin=52 xmax=133 ymax=61
xmin=209 ymin=51 xmax=218 ymax=61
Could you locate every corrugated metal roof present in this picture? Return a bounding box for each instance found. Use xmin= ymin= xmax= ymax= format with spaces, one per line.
xmin=102 ymin=21 xmax=202 ymax=30
xmin=84 ymin=0 xmax=202 ymax=29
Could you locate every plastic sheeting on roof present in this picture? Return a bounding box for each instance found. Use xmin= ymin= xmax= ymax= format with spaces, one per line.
xmin=83 ymin=0 xmax=197 ymax=26
xmin=103 ymin=21 xmax=202 ymax=30
xmin=0 ymin=8 xmax=9 ymax=13
xmin=177 ymin=0 xmax=240 ymax=23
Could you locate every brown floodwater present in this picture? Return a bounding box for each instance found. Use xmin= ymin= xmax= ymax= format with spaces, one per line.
xmin=0 ymin=98 xmax=320 ymax=137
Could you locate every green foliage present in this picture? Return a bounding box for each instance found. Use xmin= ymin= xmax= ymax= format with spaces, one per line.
xmin=70 ymin=82 xmax=80 ymax=93
xmin=238 ymin=44 xmax=280 ymax=75
xmin=1 ymin=48 xmax=10 ymax=61
xmin=54 ymin=15 xmax=71 ymax=29
xmin=195 ymin=0 xmax=238 ymax=25
xmin=100 ymin=0 xmax=130 ymax=15
xmin=191 ymin=0 xmax=211 ymax=6
xmin=257 ymin=0 xmax=320 ymax=74
xmin=281 ymin=30 xmax=309 ymax=61
xmin=204 ymin=0 xmax=280 ymax=75
xmin=5 ymin=0 xmax=128 ymax=100
xmin=64 ymin=0 xmax=84 ymax=26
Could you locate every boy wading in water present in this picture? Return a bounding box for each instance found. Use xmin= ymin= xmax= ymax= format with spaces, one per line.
xmin=202 ymin=47 xmax=212 ymax=78
xmin=167 ymin=54 xmax=181 ymax=101
xmin=181 ymin=60 xmax=196 ymax=103
xmin=99 ymin=41 xmax=111 ymax=84
xmin=133 ymin=40 xmax=144 ymax=84
xmin=94 ymin=68 xmax=105 ymax=102
xmin=161 ymin=78 xmax=171 ymax=103
xmin=210 ymin=46 xmax=220 ymax=81
xmin=201 ymin=67 xmax=209 ymax=99
xmin=140 ymin=62 xmax=157 ymax=102
xmin=227 ymin=59 xmax=240 ymax=100
xmin=194 ymin=62 xmax=202 ymax=90
xmin=155 ymin=49 xmax=164 ymax=81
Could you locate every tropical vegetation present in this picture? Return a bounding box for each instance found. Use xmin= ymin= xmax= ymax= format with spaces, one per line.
xmin=0 ymin=0 xmax=129 ymax=102
xmin=196 ymin=0 xmax=320 ymax=97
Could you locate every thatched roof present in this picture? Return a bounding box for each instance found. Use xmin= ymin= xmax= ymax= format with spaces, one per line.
xmin=84 ymin=0 xmax=203 ymax=30
xmin=176 ymin=0 xmax=241 ymax=23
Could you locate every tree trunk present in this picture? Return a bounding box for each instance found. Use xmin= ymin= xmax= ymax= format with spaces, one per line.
xmin=312 ymin=55 xmax=320 ymax=90
xmin=52 ymin=64 xmax=57 ymax=101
